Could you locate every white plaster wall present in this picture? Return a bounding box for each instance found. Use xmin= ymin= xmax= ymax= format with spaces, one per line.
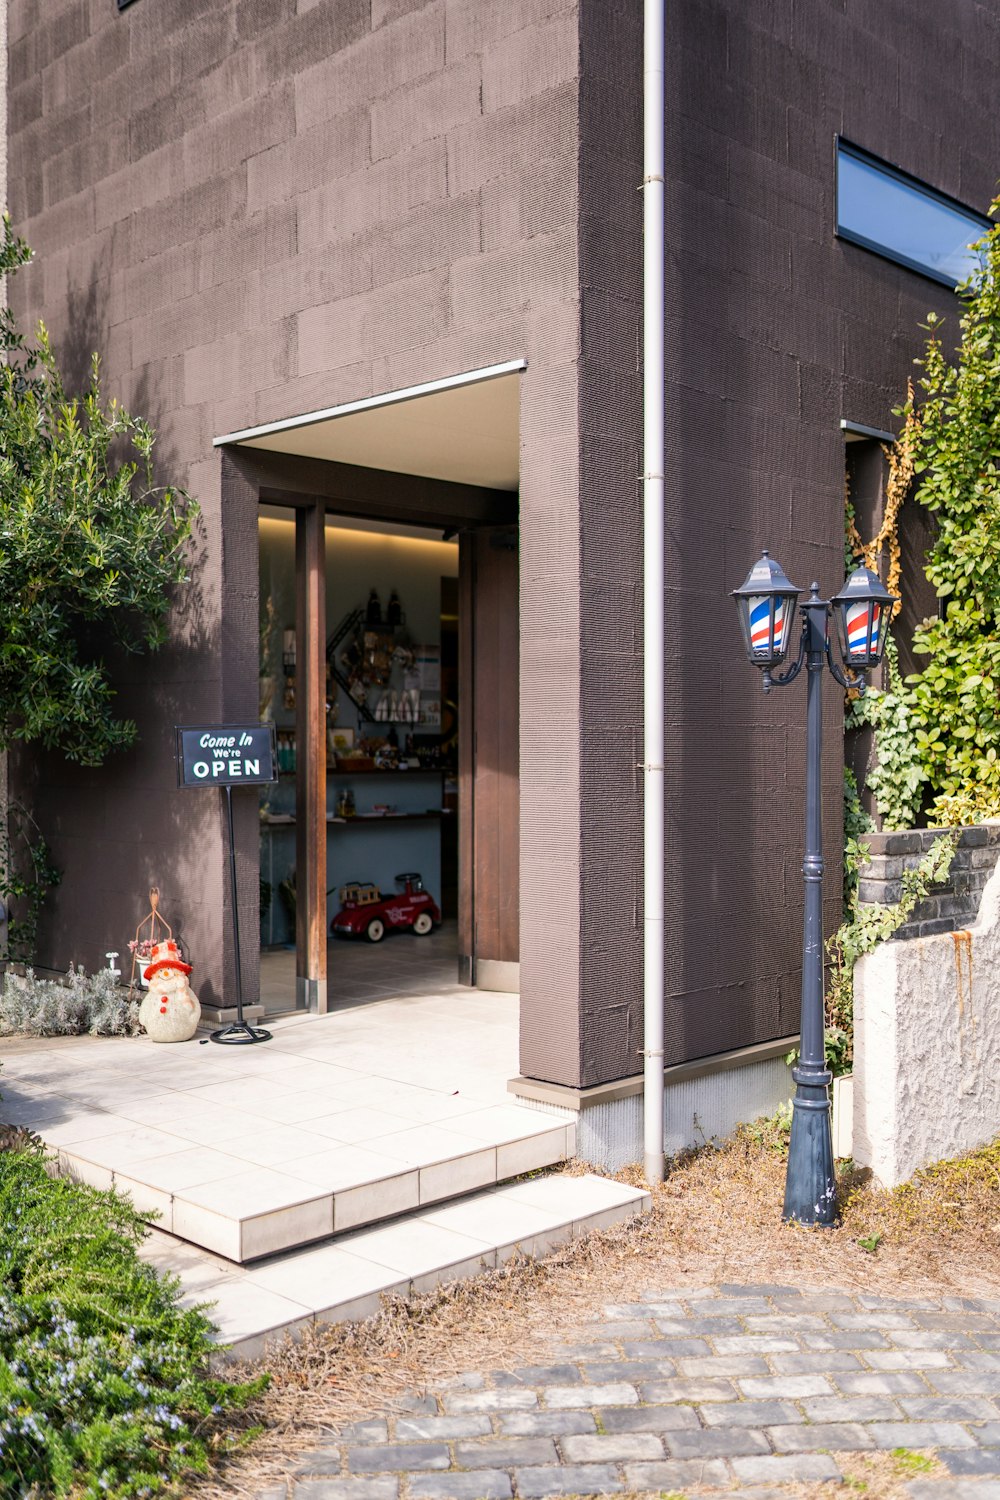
xmin=854 ymin=858 xmax=1000 ymax=1187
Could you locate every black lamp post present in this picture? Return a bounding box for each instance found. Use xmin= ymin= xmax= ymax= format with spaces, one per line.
xmin=732 ymin=553 xmax=897 ymax=1225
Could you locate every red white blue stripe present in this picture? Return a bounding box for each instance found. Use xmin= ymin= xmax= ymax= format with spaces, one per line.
xmin=846 ymin=600 xmax=878 ymax=658
xmin=749 ymin=595 xmax=787 ymax=655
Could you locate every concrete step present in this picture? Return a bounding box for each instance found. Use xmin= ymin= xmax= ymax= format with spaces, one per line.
xmin=139 ymin=1172 xmax=652 ymax=1360
xmin=0 ymin=1014 xmax=576 ymax=1262
xmin=55 ymin=1100 xmax=574 ymax=1261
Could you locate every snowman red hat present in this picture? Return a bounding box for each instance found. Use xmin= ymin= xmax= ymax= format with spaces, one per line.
xmin=143 ymin=939 xmax=192 ymax=981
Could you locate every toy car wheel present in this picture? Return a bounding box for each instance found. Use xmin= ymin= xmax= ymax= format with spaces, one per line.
xmin=366 ymin=918 xmax=385 ymax=943
xmin=412 ymin=912 xmax=433 ymax=936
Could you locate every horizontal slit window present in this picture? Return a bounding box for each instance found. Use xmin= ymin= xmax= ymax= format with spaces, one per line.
xmin=836 ymin=139 xmax=991 ymax=289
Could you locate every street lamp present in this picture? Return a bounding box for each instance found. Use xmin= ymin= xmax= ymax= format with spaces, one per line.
xmin=732 ymin=554 xmax=897 ymax=1225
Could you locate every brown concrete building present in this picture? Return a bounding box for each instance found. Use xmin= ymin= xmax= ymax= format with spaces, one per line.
xmin=5 ymin=0 xmax=1000 ymax=1162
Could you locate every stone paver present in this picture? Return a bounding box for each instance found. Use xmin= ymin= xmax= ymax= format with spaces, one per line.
xmin=275 ymin=1283 xmax=1000 ymax=1497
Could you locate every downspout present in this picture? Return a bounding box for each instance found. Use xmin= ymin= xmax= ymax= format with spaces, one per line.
xmin=642 ymin=0 xmax=666 ymax=1185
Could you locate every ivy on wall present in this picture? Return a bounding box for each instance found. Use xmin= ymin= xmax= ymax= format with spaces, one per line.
xmin=904 ymin=194 xmax=1000 ymax=826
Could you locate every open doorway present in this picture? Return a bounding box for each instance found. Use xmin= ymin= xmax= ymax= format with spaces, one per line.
xmin=218 ymin=362 xmax=522 ymax=1014
xmin=257 ymin=508 xmax=518 ymax=1013
xmin=259 ymin=512 xmax=460 ymax=1010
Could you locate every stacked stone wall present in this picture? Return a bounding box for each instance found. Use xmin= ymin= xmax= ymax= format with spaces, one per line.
xmin=857 ymin=822 xmax=1000 ymax=940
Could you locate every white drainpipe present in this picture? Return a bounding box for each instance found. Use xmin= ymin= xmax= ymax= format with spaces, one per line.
xmin=642 ymin=0 xmax=666 ymax=1185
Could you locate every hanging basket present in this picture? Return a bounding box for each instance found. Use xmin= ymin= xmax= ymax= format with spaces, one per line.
xmin=128 ymin=888 xmax=177 ymax=996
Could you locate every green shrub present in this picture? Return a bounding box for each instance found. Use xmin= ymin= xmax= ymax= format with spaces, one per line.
xmin=0 ymin=966 xmax=140 ymax=1037
xmin=0 ymin=215 xmax=197 ymax=767
xmin=0 ymin=1142 xmax=264 ymax=1498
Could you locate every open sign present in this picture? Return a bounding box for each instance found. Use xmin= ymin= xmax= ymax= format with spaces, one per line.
xmin=176 ymin=724 xmax=277 ymax=788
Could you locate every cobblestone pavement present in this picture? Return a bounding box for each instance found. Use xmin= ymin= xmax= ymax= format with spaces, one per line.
xmin=256 ymin=1282 xmax=1000 ymax=1499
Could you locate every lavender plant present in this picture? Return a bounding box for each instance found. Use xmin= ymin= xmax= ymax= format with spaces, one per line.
xmin=0 ymin=966 xmax=140 ymax=1037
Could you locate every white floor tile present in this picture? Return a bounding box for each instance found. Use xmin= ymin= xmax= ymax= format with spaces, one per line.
xmin=178 ymin=1167 xmax=331 ymax=1218
xmin=343 ymin=1217 xmax=495 ymax=1277
xmin=286 ymin=1144 xmax=410 ymax=1191
xmin=243 ymin=1243 xmax=403 ymax=1308
xmin=364 ymin=1123 xmax=499 ymax=1167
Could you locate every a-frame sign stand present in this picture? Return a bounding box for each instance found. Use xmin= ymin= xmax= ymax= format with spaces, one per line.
xmin=176 ymin=724 xmax=277 ymax=1046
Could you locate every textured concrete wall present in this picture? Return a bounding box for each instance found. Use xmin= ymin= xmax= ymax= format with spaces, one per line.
xmin=640 ymin=0 xmax=1000 ymax=1074
xmin=6 ymin=0 xmax=585 ymax=1032
xmin=854 ymin=857 xmax=1000 ymax=1188
xmin=8 ymin=0 xmax=1000 ymax=1089
xmin=858 ymin=822 xmax=1000 ymax=941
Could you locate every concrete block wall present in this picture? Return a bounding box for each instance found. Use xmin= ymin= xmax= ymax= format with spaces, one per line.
xmin=7 ymin=0 xmax=1000 ymax=1092
xmin=6 ymin=0 xmax=588 ymax=1036
xmin=857 ymin=823 xmax=1000 ymax=940
xmin=642 ymin=0 xmax=1000 ymax=1071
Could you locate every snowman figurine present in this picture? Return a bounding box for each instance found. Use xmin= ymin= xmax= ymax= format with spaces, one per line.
xmin=139 ymin=940 xmax=201 ymax=1043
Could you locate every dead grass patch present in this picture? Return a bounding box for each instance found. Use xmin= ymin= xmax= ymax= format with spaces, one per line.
xmin=186 ymin=1121 xmax=1000 ymax=1498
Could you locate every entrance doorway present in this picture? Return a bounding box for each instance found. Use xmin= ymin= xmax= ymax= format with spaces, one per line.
xmin=218 ymin=361 xmax=523 ymax=1014
xmin=256 ymin=506 xmax=519 ymax=1013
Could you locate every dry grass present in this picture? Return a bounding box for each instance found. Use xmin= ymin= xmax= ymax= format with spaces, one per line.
xmin=187 ymin=1120 xmax=1000 ymax=1499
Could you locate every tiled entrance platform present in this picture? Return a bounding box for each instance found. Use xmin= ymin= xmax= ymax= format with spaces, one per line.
xmin=0 ymin=989 xmax=578 ymax=1261
xmin=0 ymin=987 xmax=650 ymax=1358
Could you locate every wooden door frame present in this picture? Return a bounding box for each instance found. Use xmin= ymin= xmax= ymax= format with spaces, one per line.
xmin=295 ymin=499 xmax=328 ymax=1012
xmin=458 ymin=526 xmax=520 ymax=988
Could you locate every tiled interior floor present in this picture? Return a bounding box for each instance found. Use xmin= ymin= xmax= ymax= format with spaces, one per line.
xmin=260 ymin=917 xmax=461 ymax=1014
xmin=0 ymin=983 xmax=574 ymax=1262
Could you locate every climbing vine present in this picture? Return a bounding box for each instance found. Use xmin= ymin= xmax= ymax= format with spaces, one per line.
xmin=845 ymin=636 xmax=925 ymax=831
xmin=826 ymin=831 xmax=957 ymax=1068
xmin=902 ymin=195 xmax=1000 ymax=824
xmin=845 ymin=387 xmax=920 ymax=619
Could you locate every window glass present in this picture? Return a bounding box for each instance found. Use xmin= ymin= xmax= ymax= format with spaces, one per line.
xmin=836 ymin=142 xmax=990 ymax=288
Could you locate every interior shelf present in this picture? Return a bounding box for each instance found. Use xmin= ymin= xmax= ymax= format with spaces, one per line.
xmin=276 ymin=768 xmax=447 ymax=778
xmin=262 ymin=812 xmax=445 ymax=827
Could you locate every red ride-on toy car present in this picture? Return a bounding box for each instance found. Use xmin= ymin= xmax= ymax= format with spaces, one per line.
xmin=331 ymin=872 xmax=441 ymax=943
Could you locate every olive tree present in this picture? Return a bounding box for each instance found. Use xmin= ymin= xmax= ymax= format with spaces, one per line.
xmin=0 ymin=215 xmax=197 ymax=766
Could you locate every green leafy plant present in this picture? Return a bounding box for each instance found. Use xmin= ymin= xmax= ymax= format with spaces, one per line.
xmin=846 ymin=636 xmax=926 ymax=831
xmin=0 ymin=800 xmax=60 ymax=964
xmin=784 ymin=1027 xmax=852 ymax=1079
xmin=0 ymin=215 xmax=197 ymax=766
xmin=901 ymin=197 xmax=1000 ymax=821
xmin=0 ymin=964 xmax=140 ymax=1037
xmin=826 ymin=832 xmax=957 ymax=1052
xmin=843 ymin=767 xmax=875 ymax=906
xmin=744 ymin=1100 xmax=793 ymax=1152
xmin=0 ymin=1142 xmax=264 ymax=1497
xmin=857 ymin=1231 xmax=883 ymax=1254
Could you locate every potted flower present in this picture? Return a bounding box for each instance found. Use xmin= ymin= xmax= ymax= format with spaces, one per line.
xmin=128 ymin=937 xmax=154 ymax=988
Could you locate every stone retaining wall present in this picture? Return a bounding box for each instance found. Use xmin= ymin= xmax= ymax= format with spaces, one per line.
xmin=854 ymin=852 xmax=1000 ymax=1187
xmin=857 ymin=821 xmax=1000 ymax=939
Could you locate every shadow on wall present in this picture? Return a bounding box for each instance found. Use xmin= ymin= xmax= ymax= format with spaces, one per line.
xmin=12 ymin=272 xmax=230 ymax=1011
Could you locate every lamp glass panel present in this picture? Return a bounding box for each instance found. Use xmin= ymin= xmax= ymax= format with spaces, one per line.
xmin=747 ymin=594 xmax=793 ymax=661
xmin=842 ymin=597 xmax=892 ymax=665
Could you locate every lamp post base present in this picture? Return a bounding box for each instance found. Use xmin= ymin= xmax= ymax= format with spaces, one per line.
xmin=783 ymin=1074 xmax=838 ymax=1226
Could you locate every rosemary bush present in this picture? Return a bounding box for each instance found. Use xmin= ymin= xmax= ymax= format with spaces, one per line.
xmin=0 ymin=1140 xmax=264 ymax=1498
xmin=0 ymin=966 xmax=140 ymax=1037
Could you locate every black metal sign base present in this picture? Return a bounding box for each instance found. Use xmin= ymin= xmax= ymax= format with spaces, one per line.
xmin=208 ymin=782 xmax=273 ymax=1048
xmin=210 ymin=1020 xmax=272 ymax=1046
